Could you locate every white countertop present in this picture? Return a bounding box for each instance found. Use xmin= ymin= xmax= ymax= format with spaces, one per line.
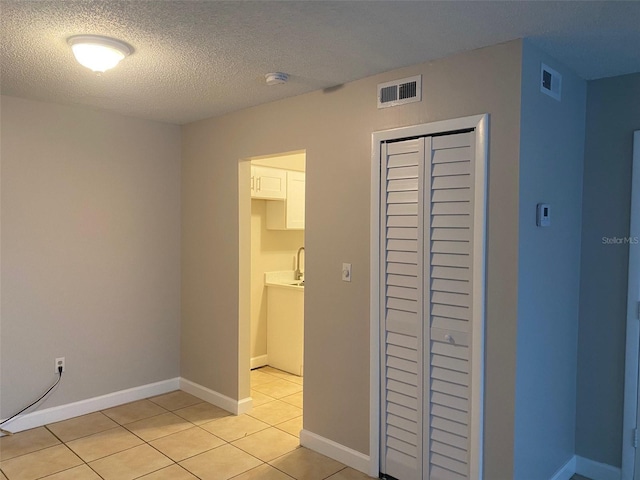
xmin=264 ymin=271 xmax=304 ymax=291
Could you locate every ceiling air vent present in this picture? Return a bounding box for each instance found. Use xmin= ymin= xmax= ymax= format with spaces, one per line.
xmin=377 ymin=75 xmax=422 ymax=109
xmin=540 ymin=63 xmax=562 ymax=101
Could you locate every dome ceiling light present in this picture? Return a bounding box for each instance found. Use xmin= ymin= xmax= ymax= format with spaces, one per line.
xmin=67 ymin=35 xmax=131 ymax=73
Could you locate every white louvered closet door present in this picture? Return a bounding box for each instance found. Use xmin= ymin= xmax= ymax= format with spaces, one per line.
xmin=381 ymin=131 xmax=476 ymax=480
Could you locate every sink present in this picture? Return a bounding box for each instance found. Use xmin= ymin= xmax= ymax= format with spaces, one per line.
xmin=264 ymin=271 xmax=304 ymax=290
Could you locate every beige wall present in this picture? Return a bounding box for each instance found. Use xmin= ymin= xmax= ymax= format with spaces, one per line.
xmin=250 ymin=199 xmax=304 ymax=360
xmin=181 ymin=40 xmax=522 ymax=477
xmin=252 ymin=152 xmax=306 ymax=172
xmin=1 ymin=96 xmax=181 ymax=416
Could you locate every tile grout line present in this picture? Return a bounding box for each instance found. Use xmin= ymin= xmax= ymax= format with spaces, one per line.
xmin=95 ymin=405 xmax=296 ymax=478
xmin=40 ymin=426 xmax=100 ymax=480
xmin=5 ymin=370 xmax=312 ymax=480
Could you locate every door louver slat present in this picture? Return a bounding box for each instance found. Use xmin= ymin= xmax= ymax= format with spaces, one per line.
xmin=431 ymin=379 xmax=468 ymax=399
xmin=389 ymin=412 xmax=419 ymax=432
xmin=388 ymin=141 xmax=422 ymax=156
xmin=432 ymin=416 xmax=468 ymax=438
xmin=432 ymin=278 xmax=470 ymax=294
xmin=432 ymin=392 xmax=469 ymax=412
xmin=431 ymin=343 xmax=468 ymax=361
xmin=432 ymin=453 xmax=468 ymax=477
xmin=432 ymin=133 xmax=472 ymax=149
xmin=387 ymin=344 xmax=417 ymax=362
xmin=433 ymin=175 xmax=472 ymax=190
xmin=387 ymin=251 xmax=418 ymax=264
xmin=432 ymin=216 xmax=471 ymax=229
xmin=432 ymin=428 xmax=468 ymax=450
xmin=431 ymin=465 xmax=467 ymax=480
xmin=432 ymin=162 xmax=471 ymax=177
xmin=388 ymin=178 xmax=419 ymax=191
xmin=431 ymin=242 xmax=471 ymax=255
xmin=387 ymin=273 xmax=419 ymax=288
xmin=432 ymin=291 xmax=470 ymax=307
xmin=432 ymin=147 xmax=472 ymax=164
xmin=388 ymin=285 xmax=418 ymax=300
xmin=388 ymin=203 xmax=419 ymax=216
xmin=432 ymin=441 xmax=468 ymax=464
xmin=432 ymin=203 xmax=471 ymax=215
xmin=432 ymin=189 xmax=471 ymax=202
xmin=387 ymin=367 xmax=418 ymax=387
xmin=388 ymin=425 xmax=418 ymax=446
xmin=388 ymin=227 xmax=418 ymax=240
xmin=432 ymin=316 xmax=469 ymax=333
xmin=388 ymin=166 xmax=419 ymax=180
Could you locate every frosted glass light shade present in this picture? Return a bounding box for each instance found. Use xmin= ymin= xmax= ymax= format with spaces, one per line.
xmin=68 ymin=35 xmax=131 ymax=72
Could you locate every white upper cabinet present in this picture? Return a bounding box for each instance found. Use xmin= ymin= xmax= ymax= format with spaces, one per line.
xmin=267 ymin=170 xmax=305 ymax=230
xmin=251 ymin=165 xmax=287 ymax=200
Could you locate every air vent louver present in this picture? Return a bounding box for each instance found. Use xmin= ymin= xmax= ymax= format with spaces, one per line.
xmin=381 ymin=85 xmax=398 ymax=104
xmin=377 ymin=75 xmax=422 ymax=109
xmin=398 ymin=81 xmax=416 ymax=100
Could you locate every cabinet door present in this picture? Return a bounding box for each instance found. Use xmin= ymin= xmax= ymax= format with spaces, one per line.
xmin=251 ymin=166 xmax=287 ymax=200
xmin=286 ymin=171 xmax=305 ymax=229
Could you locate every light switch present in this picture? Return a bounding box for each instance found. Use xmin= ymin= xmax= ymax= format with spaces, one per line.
xmin=342 ymin=263 xmax=352 ymax=282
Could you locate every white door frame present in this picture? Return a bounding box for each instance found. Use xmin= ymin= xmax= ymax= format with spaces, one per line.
xmin=369 ymin=114 xmax=489 ymax=478
xmin=622 ymin=131 xmax=640 ymax=480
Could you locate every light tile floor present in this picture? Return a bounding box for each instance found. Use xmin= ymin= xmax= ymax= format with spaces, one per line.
xmin=0 ymin=367 xmax=373 ymax=480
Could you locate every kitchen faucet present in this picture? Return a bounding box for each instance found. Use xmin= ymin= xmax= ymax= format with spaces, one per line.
xmin=295 ymin=246 xmax=305 ymax=281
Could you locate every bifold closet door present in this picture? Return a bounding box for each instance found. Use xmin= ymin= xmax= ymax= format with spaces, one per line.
xmin=380 ymin=131 xmax=476 ymax=480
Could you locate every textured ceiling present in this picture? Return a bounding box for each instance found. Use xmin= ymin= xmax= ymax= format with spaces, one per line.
xmin=1 ymin=1 xmax=639 ymax=125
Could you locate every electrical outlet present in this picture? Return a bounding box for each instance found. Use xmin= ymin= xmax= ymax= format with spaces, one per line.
xmin=55 ymin=357 xmax=65 ymax=373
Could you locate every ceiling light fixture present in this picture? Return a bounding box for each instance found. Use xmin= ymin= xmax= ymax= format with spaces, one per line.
xmin=68 ymin=35 xmax=131 ymax=73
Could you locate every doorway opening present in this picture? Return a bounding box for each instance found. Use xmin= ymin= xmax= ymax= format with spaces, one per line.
xmin=622 ymin=131 xmax=640 ymax=479
xmin=239 ymin=150 xmax=306 ymax=439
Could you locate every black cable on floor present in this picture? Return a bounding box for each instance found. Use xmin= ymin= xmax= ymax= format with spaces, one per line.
xmin=0 ymin=368 xmax=63 ymax=435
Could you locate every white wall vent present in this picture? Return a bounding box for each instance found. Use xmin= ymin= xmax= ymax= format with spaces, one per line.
xmin=540 ymin=63 xmax=562 ymax=101
xmin=377 ymin=75 xmax=422 ymax=109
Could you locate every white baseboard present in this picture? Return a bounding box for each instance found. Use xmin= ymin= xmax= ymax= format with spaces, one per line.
xmin=179 ymin=378 xmax=252 ymax=415
xmin=251 ymin=355 xmax=268 ymax=369
xmin=237 ymin=397 xmax=253 ymax=415
xmin=300 ymin=429 xmax=370 ymax=475
xmin=550 ymin=456 xmax=577 ymax=480
xmin=0 ymin=377 xmax=179 ymax=435
xmin=576 ymin=455 xmax=621 ymax=480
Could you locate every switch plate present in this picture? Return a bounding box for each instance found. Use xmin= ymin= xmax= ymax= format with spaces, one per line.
xmin=342 ymin=263 xmax=352 ymax=282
